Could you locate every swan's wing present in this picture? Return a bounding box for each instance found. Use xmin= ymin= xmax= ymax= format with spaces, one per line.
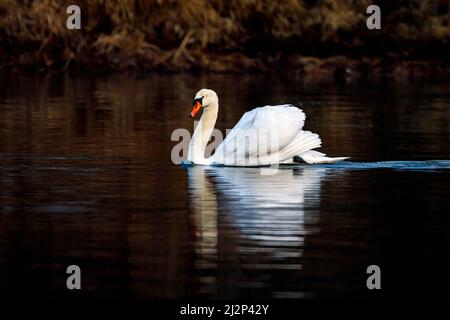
xmin=213 ymin=105 xmax=305 ymax=165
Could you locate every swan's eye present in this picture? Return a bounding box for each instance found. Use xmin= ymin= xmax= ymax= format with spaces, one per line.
xmin=192 ymin=96 xmax=204 ymax=106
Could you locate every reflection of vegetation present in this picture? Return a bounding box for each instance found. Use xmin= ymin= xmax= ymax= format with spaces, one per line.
xmin=0 ymin=0 xmax=449 ymax=76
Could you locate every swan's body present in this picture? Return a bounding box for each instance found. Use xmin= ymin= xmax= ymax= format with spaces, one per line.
xmin=187 ymin=89 xmax=348 ymax=166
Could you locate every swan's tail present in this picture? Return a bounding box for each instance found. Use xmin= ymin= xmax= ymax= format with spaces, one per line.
xmin=281 ymin=130 xmax=348 ymax=164
xmin=297 ymin=150 xmax=349 ymax=164
xmin=281 ymin=130 xmax=322 ymax=158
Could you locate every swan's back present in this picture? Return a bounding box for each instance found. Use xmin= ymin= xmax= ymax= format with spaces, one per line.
xmin=213 ymin=105 xmax=306 ymax=165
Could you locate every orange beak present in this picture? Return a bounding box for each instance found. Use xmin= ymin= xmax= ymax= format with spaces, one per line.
xmin=189 ymin=101 xmax=202 ymax=118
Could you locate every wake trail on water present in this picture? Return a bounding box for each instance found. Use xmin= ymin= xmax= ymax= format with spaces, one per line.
xmin=304 ymin=160 xmax=450 ymax=171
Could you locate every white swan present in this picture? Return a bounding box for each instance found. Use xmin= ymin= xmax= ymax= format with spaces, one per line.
xmin=187 ymin=88 xmax=348 ymax=166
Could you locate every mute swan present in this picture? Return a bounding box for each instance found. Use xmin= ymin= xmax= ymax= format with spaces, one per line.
xmin=187 ymin=88 xmax=348 ymax=166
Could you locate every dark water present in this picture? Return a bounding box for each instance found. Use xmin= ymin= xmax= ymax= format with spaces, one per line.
xmin=0 ymin=72 xmax=450 ymax=299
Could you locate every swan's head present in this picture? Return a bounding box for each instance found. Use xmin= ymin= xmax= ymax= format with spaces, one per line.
xmin=189 ymin=89 xmax=218 ymax=118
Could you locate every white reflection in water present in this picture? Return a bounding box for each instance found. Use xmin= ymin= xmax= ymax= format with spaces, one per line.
xmin=186 ymin=165 xmax=329 ymax=296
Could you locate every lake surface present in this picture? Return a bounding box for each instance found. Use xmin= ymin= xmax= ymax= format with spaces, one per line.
xmin=0 ymin=72 xmax=450 ymax=299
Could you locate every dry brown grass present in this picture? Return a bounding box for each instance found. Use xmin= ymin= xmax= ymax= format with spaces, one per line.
xmin=0 ymin=0 xmax=449 ymax=73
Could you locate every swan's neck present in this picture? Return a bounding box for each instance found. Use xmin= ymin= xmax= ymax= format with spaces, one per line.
xmin=188 ymin=103 xmax=218 ymax=165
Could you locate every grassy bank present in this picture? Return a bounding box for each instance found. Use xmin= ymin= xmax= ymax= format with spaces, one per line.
xmin=1 ymin=0 xmax=449 ymax=78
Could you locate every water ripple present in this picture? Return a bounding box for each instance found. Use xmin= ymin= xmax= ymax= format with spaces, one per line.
xmin=313 ymin=160 xmax=450 ymax=171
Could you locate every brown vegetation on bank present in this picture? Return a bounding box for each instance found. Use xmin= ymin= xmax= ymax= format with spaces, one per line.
xmin=1 ymin=0 xmax=449 ymax=78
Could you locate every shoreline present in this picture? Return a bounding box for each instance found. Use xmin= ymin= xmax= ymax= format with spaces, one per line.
xmin=2 ymin=54 xmax=449 ymax=81
xmin=2 ymin=1 xmax=449 ymax=80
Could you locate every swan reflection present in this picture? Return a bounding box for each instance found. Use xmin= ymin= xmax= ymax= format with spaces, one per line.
xmin=186 ymin=165 xmax=329 ymax=298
